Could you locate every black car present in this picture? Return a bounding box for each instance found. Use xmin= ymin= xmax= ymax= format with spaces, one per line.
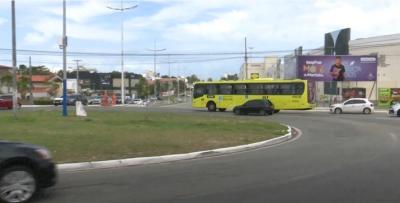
xmin=233 ymin=99 xmax=274 ymax=116
xmin=0 ymin=141 xmax=56 ymax=203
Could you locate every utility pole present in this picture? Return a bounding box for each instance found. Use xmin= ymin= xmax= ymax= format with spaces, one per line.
xmin=168 ymin=54 xmax=171 ymax=104
xmin=107 ymin=0 xmax=138 ymax=105
xmin=62 ymin=0 xmax=68 ymax=117
xmin=11 ymin=0 xmax=17 ymax=118
xmin=244 ymin=37 xmax=248 ymax=80
xmin=29 ymin=56 xmax=33 ymax=104
xmin=177 ymin=77 xmax=180 ymax=102
xmin=73 ymin=59 xmax=82 ymax=93
xmin=148 ymin=42 xmax=166 ymax=98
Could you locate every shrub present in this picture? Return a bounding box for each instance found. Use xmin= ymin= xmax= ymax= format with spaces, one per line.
xmin=33 ymin=99 xmax=53 ymax=105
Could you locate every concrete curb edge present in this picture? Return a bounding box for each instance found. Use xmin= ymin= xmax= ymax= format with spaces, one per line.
xmin=58 ymin=125 xmax=293 ymax=172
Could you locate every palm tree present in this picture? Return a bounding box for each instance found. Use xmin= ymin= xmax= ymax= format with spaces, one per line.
xmin=0 ymin=75 xmax=13 ymax=93
xmin=47 ymin=82 xmax=60 ymax=97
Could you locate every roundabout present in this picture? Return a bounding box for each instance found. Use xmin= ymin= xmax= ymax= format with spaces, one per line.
xmin=28 ymin=106 xmax=400 ymax=203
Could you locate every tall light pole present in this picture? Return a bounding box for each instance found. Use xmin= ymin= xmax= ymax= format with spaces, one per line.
xmin=73 ymin=59 xmax=82 ymax=93
xmin=29 ymin=56 xmax=33 ymax=104
xmin=61 ymin=0 xmax=68 ymax=117
xmin=11 ymin=0 xmax=17 ymax=118
xmin=148 ymin=42 xmax=166 ymax=98
xmin=244 ymin=37 xmax=248 ymax=80
xmin=107 ymin=0 xmax=138 ymax=105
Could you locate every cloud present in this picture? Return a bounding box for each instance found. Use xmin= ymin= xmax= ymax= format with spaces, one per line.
xmin=0 ymin=18 xmax=6 ymax=26
xmin=42 ymin=0 xmax=114 ymax=23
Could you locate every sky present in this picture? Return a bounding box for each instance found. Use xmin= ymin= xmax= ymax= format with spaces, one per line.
xmin=0 ymin=0 xmax=400 ymax=79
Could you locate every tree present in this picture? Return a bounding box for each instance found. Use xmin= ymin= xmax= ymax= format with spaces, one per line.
xmin=17 ymin=75 xmax=30 ymax=99
xmin=186 ymin=74 xmax=200 ymax=84
xmin=135 ymin=78 xmax=150 ymax=99
xmin=19 ymin=64 xmax=52 ymax=75
xmin=47 ymin=81 xmax=60 ymax=97
xmin=0 ymin=75 xmax=13 ymax=93
xmin=221 ymin=74 xmax=239 ymax=81
xmin=207 ymin=78 xmax=213 ymax=82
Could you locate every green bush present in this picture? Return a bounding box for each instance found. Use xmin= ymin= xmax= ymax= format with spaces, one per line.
xmin=33 ymin=99 xmax=53 ymax=105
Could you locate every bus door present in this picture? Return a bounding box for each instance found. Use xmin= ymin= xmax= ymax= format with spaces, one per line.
xmin=218 ymin=84 xmax=233 ymax=108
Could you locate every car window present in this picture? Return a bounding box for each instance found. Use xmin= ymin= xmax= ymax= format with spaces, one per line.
xmin=344 ymin=100 xmax=354 ymax=105
xmin=353 ymin=100 xmax=366 ymax=104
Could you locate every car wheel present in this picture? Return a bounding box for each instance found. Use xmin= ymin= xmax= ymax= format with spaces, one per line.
xmin=363 ymin=108 xmax=371 ymax=114
xmin=0 ymin=166 xmax=37 ymax=203
xmin=234 ymin=108 xmax=241 ymax=115
xmin=334 ymin=108 xmax=342 ymax=114
xmin=397 ymin=110 xmax=400 ymax=117
xmin=207 ymin=102 xmax=217 ymax=112
xmin=259 ymin=109 xmax=266 ymax=116
xmin=273 ymin=110 xmax=280 ymax=113
xmin=267 ymin=110 xmax=273 ymax=115
xmin=218 ymin=108 xmax=226 ymax=112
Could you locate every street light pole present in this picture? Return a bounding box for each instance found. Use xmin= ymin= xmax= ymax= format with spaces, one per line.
xmin=11 ymin=0 xmax=17 ymax=118
xmin=73 ymin=59 xmax=82 ymax=93
xmin=107 ymin=0 xmax=138 ymax=105
xmin=244 ymin=37 xmax=248 ymax=80
xmin=62 ymin=0 xmax=68 ymax=117
xmin=148 ymin=42 xmax=166 ymax=98
xmin=29 ymin=56 xmax=33 ymax=104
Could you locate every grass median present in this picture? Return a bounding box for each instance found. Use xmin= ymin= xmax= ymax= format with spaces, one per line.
xmin=0 ymin=110 xmax=287 ymax=163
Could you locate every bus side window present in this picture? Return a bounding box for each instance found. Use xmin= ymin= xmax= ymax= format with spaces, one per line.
xmin=207 ymin=85 xmax=217 ymax=96
xmin=219 ymin=84 xmax=233 ymax=95
xmin=194 ymin=84 xmax=205 ymax=98
xmin=295 ymin=83 xmax=305 ymax=95
xmin=233 ymin=84 xmax=246 ymax=95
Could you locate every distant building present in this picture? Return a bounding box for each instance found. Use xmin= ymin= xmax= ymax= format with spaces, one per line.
xmin=239 ymin=57 xmax=281 ymax=80
xmin=283 ymin=33 xmax=400 ymax=102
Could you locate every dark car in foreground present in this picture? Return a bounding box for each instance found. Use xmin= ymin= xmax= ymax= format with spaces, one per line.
xmin=233 ymin=99 xmax=274 ymax=116
xmin=0 ymin=141 xmax=56 ymax=203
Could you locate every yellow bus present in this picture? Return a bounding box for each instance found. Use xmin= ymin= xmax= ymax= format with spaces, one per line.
xmin=192 ymin=79 xmax=313 ymax=112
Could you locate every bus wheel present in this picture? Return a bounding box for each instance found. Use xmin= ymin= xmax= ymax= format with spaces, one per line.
xmin=207 ymin=102 xmax=217 ymax=112
xmin=273 ymin=110 xmax=280 ymax=113
xmin=218 ymin=108 xmax=226 ymax=112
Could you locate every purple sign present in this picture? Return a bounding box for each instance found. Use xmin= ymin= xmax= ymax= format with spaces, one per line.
xmin=297 ymin=55 xmax=377 ymax=81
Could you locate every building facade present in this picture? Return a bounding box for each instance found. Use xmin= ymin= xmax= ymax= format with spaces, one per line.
xmin=283 ymin=33 xmax=400 ymax=104
xmin=239 ymin=57 xmax=281 ymax=80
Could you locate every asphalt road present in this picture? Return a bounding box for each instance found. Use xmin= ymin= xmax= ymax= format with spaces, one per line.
xmin=33 ymin=105 xmax=400 ymax=203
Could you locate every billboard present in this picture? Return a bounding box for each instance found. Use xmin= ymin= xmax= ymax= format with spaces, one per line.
xmin=342 ymin=88 xmax=366 ymax=100
xmin=378 ymin=88 xmax=391 ymax=107
xmin=298 ymin=55 xmax=377 ymax=81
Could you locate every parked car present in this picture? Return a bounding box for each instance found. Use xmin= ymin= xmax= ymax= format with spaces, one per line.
xmin=233 ymin=99 xmax=274 ymax=116
xmin=53 ymin=94 xmax=88 ymax=106
xmin=389 ymin=101 xmax=400 ymax=117
xmin=131 ymin=99 xmax=143 ymax=105
xmin=53 ymin=96 xmax=63 ymax=106
xmin=330 ymin=98 xmax=374 ymax=114
xmin=88 ymin=96 xmax=102 ymax=105
xmin=0 ymin=141 xmax=56 ymax=203
xmin=0 ymin=95 xmax=21 ymax=110
xmin=67 ymin=94 xmax=88 ymax=106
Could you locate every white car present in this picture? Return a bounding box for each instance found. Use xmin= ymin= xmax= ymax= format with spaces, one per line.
xmin=131 ymin=99 xmax=143 ymax=105
xmin=389 ymin=101 xmax=400 ymax=117
xmin=330 ymin=98 xmax=374 ymax=114
xmin=88 ymin=96 xmax=102 ymax=105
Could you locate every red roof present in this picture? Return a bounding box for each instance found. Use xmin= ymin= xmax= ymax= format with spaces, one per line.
xmin=31 ymin=75 xmax=53 ymax=82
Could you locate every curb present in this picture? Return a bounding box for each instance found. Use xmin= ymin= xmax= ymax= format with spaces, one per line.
xmin=58 ymin=125 xmax=293 ymax=172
